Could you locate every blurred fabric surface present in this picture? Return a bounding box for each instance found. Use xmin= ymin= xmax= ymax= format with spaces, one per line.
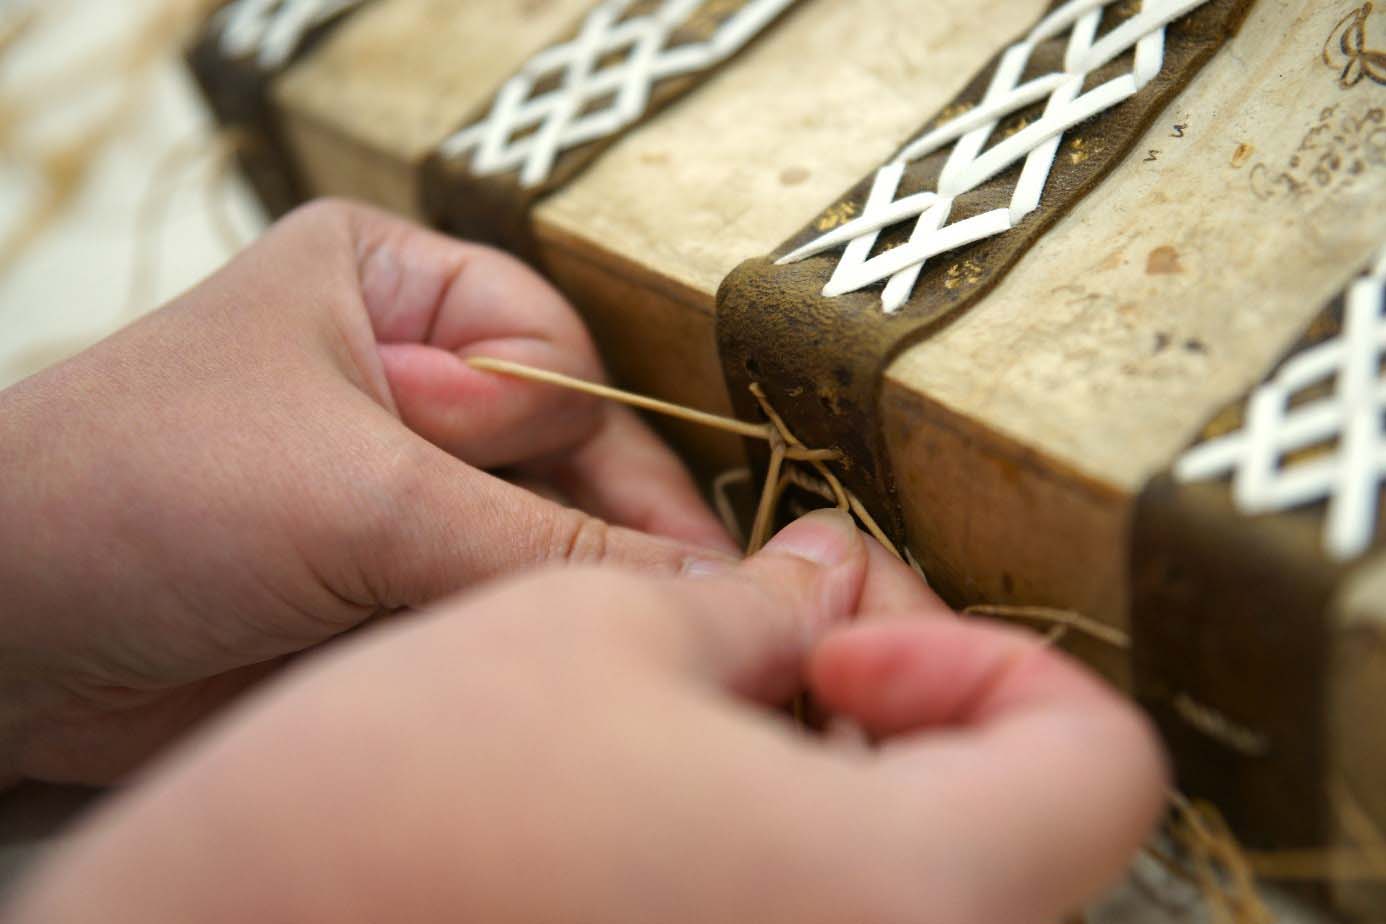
xmin=0 ymin=0 xmax=263 ymax=391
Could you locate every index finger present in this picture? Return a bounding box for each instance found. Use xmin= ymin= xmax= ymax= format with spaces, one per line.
xmin=807 ymin=619 xmax=1169 ymax=923
xmin=347 ymin=202 xmax=607 ymax=469
xmin=340 ymin=202 xmax=734 ymax=548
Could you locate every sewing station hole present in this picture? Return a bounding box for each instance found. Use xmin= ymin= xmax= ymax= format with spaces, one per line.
xmin=1287 ymin=372 xmax=1339 ymax=411
xmin=530 ymin=68 xmax=564 ymax=99
xmin=1279 ymin=435 xmax=1340 ymax=471
xmin=503 ymin=120 xmax=542 ymax=145
xmin=579 ymin=89 xmax=621 ymax=119
xmin=596 ymin=39 xmax=637 ymax=73
xmin=865 ymin=220 xmax=915 ymax=263
xmin=1097 ymin=2 xmax=1133 ymax=38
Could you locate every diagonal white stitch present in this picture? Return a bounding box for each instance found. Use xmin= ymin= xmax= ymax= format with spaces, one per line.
xmin=215 ymin=0 xmax=364 ymax=70
xmin=1176 ymin=244 xmax=1386 ymax=562
xmin=777 ymin=0 xmax=1211 ymax=314
xmin=439 ymin=0 xmax=796 ymax=189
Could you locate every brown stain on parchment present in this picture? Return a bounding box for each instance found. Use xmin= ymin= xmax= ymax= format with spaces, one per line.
xmin=1147 ymin=245 xmax=1185 ymax=275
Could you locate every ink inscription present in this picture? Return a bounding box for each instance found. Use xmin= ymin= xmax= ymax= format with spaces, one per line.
xmin=1249 ymin=103 xmax=1386 ymax=200
xmin=1326 ymin=3 xmax=1386 ymax=88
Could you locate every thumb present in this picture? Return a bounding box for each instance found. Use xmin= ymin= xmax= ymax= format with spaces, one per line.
xmin=648 ymin=509 xmax=872 ymax=704
xmin=361 ymin=506 xmax=872 ymax=699
xmin=343 ymin=438 xmax=740 ymax=608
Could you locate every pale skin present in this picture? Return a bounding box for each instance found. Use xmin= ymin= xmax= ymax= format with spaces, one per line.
xmin=0 ymin=200 xmax=1167 ymax=923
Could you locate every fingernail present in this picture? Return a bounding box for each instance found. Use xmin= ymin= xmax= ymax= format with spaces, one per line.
xmin=763 ymin=509 xmax=860 ymax=567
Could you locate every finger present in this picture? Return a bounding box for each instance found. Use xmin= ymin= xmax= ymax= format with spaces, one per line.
xmin=502 ymin=471 xmax=573 ymax=508
xmin=370 ymin=252 xmax=603 ymax=468
xmin=379 ymin=336 xmax=603 ymax=470
xmin=343 ymin=509 xmax=868 ymax=703
xmin=322 ymin=200 xmax=609 ymax=469
xmin=346 ymin=201 xmax=732 ymax=555
xmin=340 ymin=435 xmax=739 ymax=608
xmin=815 ymin=538 xmax=949 ymax=752
xmin=811 ymin=619 xmax=1103 ymax=736
xmin=258 ymin=202 xmax=735 ymax=550
xmin=808 ymin=619 xmax=1168 ymax=923
xmin=855 ymin=536 xmax=951 ymax=618
xmin=640 ymin=510 xmax=870 ymax=703
xmin=524 ymin=405 xmax=739 ymax=554
xmin=651 ymin=512 xmax=962 ymax=702
xmin=362 ymin=509 xmax=868 ymax=700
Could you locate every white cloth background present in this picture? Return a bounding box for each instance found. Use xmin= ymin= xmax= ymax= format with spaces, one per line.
xmin=0 ymin=0 xmax=263 ymax=392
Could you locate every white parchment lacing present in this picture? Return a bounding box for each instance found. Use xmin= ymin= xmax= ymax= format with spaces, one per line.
xmin=777 ymin=0 xmax=1215 ymax=314
xmin=1176 ymin=246 xmax=1386 ymax=563
xmin=215 ymin=0 xmax=364 ymax=70
xmin=439 ymin=0 xmax=795 ymax=189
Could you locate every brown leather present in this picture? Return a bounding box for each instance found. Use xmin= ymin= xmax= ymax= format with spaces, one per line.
xmin=186 ymin=1 xmax=374 ymax=217
xmin=419 ymin=0 xmax=800 ymax=260
xmin=1133 ymin=477 xmax=1340 ymax=849
xmin=715 ymin=0 xmax=1256 ymax=545
xmin=1132 ymin=282 xmax=1383 ymax=851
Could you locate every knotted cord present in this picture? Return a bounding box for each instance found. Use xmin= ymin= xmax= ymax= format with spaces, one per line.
xmin=466 ymin=355 xmax=901 ymax=558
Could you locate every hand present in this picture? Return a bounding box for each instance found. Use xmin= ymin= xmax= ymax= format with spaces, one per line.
xmin=0 ymin=200 xmax=736 ymax=786
xmin=8 ymin=513 xmax=1168 ymax=924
